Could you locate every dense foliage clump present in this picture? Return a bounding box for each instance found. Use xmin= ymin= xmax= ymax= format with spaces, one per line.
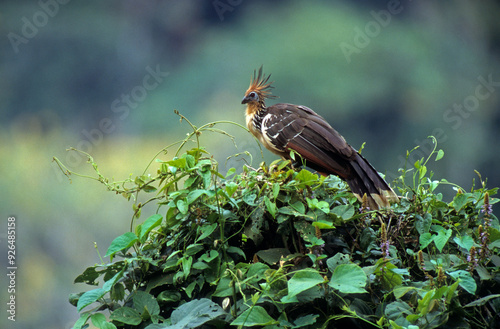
xmin=56 ymin=121 xmax=500 ymax=329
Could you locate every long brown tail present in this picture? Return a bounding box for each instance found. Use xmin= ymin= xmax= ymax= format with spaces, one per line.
xmin=346 ymin=154 xmax=398 ymax=210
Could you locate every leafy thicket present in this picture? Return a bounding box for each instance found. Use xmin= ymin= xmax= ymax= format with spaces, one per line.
xmin=56 ymin=118 xmax=500 ymax=329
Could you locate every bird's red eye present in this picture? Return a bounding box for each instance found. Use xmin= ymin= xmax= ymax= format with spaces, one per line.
xmin=249 ymin=92 xmax=257 ymax=99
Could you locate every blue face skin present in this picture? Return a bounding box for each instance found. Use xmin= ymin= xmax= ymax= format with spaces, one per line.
xmin=241 ymin=91 xmax=259 ymax=104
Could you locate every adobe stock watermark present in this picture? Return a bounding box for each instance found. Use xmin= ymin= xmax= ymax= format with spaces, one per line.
xmin=7 ymin=0 xmax=71 ymax=54
xmin=6 ymin=216 xmax=17 ymax=322
xmin=212 ymin=0 xmax=243 ymax=21
xmin=443 ymin=74 xmax=500 ymax=130
xmin=61 ymin=65 xmax=169 ymax=170
xmin=340 ymin=0 xmax=412 ymax=64
xmin=385 ymin=73 xmax=500 ymax=184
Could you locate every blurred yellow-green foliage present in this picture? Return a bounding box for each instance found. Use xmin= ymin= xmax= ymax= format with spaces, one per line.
xmin=1 ymin=0 xmax=500 ymax=328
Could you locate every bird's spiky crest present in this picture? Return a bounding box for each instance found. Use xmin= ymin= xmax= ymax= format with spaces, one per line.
xmin=245 ymin=66 xmax=277 ymax=101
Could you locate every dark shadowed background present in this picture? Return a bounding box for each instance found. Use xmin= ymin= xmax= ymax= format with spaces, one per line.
xmin=1 ymin=0 xmax=499 ymax=328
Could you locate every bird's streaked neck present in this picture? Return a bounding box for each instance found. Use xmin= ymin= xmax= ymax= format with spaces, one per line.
xmin=245 ymin=101 xmax=266 ymax=133
xmin=245 ymin=101 xmax=266 ymax=117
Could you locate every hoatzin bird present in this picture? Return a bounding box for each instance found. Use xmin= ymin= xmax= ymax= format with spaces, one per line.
xmin=241 ymin=67 xmax=398 ymax=209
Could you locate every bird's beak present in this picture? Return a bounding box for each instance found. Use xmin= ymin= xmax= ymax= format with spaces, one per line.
xmin=241 ymin=96 xmax=250 ymax=104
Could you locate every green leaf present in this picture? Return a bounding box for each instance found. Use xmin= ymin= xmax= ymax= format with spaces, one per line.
xmin=291 ymin=314 xmax=319 ymax=328
xmin=167 ymin=157 xmax=187 ymax=169
xmin=185 ymin=154 xmax=197 ymax=168
xmin=247 ymin=262 xmax=270 ymax=282
xmin=316 ymin=200 xmax=330 ymax=213
xmin=102 ymin=322 xmax=117 ymax=329
xmin=264 ymin=195 xmax=277 ymax=218
xmin=183 ymin=176 xmax=197 ymax=189
xmin=326 ymin=253 xmax=350 ymax=273
xmin=385 ymin=300 xmax=413 ymax=322
xmin=388 ymin=320 xmax=404 ymax=329
xmin=91 ymin=313 xmax=108 ymax=328
xmin=213 ymin=276 xmax=233 ymax=297
xmin=110 ymin=282 xmax=125 ymax=301
xmin=272 ymin=182 xmax=280 ymax=199
xmin=139 ymin=214 xmax=163 ymax=242
xmin=428 ymin=179 xmax=439 ymax=192
xmin=328 ymin=264 xmax=367 ymax=294
xmin=151 ymin=298 xmax=224 ymax=329
xmin=453 ymin=235 xmax=475 ymax=251
xmin=103 ymin=268 xmax=126 ymax=292
xmin=464 ymin=294 xmax=500 ymax=307
xmin=133 ymin=290 xmax=160 ymax=317
xmin=243 ymin=193 xmax=257 ymax=206
xmin=435 ymin=149 xmax=444 ymax=161
xmin=176 ymin=199 xmax=188 ymax=215
xmin=415 ymin=213 xmax=432 ymax=235
xmin=287 ymin=269 xmax=325 ymax=298
xmin=416 ymin=289 xmax=434 ymax=316
xmin=196 ymin=223 xmax=218 ymax=242
xmin=445 ymin=280 xmax=460 ymax=303
xmin=419 ymin=165 xmax=427 ymax=180
xmin=433 ymin=228 xmax=452 ymax=252
xmin=181 ymin=256 xmax=193 ymax=278
xmin=73 ymin=313 xmax=91 ymax=329
xmin=448 ymin=270 xmax=477 ymax=294
xmin=256 ymin=248 xmax=289 ymax=265
xmin=331 ymin=204 xmax=355 ymax=220
xmin=68 ymin=292 xmax=82 ymax=307
xmin=393 ymin=286 xmax=418 ymax=299
xmin=227 ymin=246 xmax=246 ymax=259
xmin=307 ymin=197 xmax=330 ymax=214
xmin=476 ymin=266 xmax=493 ymax=280
xmin=200 ymin=168 xmax=212 ymax=188
xmin=419 ymin=233 xmax=434 ymax=250
xmin=452 ymin=193 xmax=468 ymax=212
xmin=74 ymin=266 xmax=101 ymax=285
xmin=157 ymin=290 xmax=181 ymax=304
xmin=225 ymin=181 xmax=238 ymax=196
xmin=142 ymin=184 xmax=157 ymax=193
xmin=105 ymin=232 xmax=139 ymax=259
xmin=198 ymin=250 xmax=219 ymax=263
xmin=185 ymin=243 xmax=204 ymax=256
xmin=294 ymin=169 xmax=318 ymax=187
xmin=110 ymin=307 xmax=142 ymax=325
xmin=360 ymin=228 xmax=377 ymax=251
xmin=225 ymin=167 xmax=236 ymax=178
xmin=186 ymin=189 xmax=208 ymax=205
xmin=312 ymin=217 xmax=335 ymax=229
xmin=231 ymin=306 xmax=278 ymax=326
xmin=192 ymin=261 xmax=209 ymax=270
xmin=77 ymin=288 xmax=106 ymax=312
xmin=184 ymin=281 xmax=197 ymax=298
xmin=290 ymin=200 xmax=305 ymax=214
xmin=374 ymin=260 xmax=403 ymax=290
xmin=278 ymin=206 xmax=304 ymax=218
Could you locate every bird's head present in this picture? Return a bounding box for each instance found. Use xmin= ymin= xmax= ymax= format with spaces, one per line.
xmin=241 ymin=66 xmax=276 ymax=110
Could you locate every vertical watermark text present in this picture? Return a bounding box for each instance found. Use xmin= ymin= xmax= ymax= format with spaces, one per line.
xmin=6 ymin=216 xmax=17 ymax=322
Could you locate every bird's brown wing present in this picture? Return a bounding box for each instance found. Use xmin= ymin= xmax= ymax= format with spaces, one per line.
xmin=261 ymin=103 xmax=398 ymax=209
xmin=261 ymin=103 xmax=357 ymax=179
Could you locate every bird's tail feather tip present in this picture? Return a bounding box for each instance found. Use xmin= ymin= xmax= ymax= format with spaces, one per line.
xmin=354 ymin=189 xmax=398 ymax=210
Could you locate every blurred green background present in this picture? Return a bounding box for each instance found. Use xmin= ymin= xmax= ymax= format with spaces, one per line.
xmin=1 ymin=0 xmax=500 ymax=328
